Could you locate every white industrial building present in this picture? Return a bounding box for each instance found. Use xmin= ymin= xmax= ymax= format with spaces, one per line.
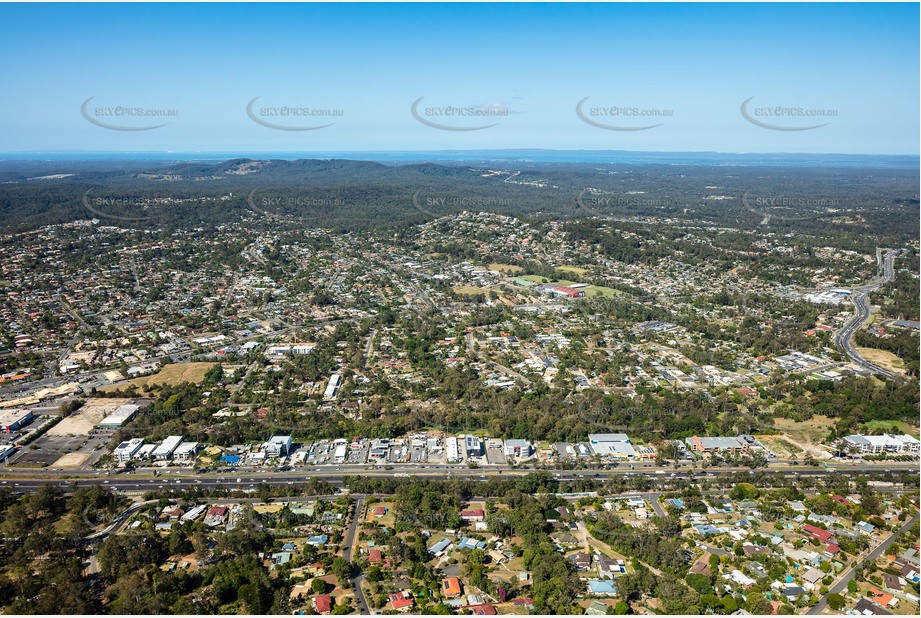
xmin=333 ymin=442 xmax=348 ymax=463
xmin=446 ymin=437 xmax=461 ymax=463
xmin=173 ymin=441 xmax=200 ymax=463
xmin=804 ymin=290 xmax=847 ymax=305
xmin=0 ymin=444 xmax=17 ymax=462
xmin=324 ymin=374 xmax=342 ymax=399
xmin=588 ymin=434 xmax=637 ymax=459
xmin=134 ymin=443 xmax=157 ymax=460
xmin=113 ymin=438 xmax=144 ymax=462
xmin=152 ymin=435 xmax=184 ymax=461
xmin=98 ymin=404 xmax=140 ymax=429
xmin=842 ymin=434 xmax=920 ymax=455
xmin=264 ymin=435 xmax=293 ymax=458
xmin=0 ymin=409 xmax=34 ymax=432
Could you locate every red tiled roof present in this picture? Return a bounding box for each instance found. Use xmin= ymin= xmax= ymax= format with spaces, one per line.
xmin=442 ymin=577 xmax=462 ymax=597
xmin=314 ymin=595 xmax=333 ymax=613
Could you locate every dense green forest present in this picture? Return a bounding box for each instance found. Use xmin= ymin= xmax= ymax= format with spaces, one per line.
xmin=1 ymin=159 xmax=917 ymax=253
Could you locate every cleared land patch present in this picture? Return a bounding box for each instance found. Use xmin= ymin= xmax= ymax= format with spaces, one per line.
xmin=102 ymin=362 xmax=216 ymax=391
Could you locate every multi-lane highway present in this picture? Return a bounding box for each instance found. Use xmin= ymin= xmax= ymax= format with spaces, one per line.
xmin=833 ymin=249 xmax=900 ymax=378
xmin=2 ymin=461 xmax=916 ymax=494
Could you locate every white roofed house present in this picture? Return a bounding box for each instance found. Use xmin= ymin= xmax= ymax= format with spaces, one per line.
xmin=801 ymin=568 xmax=825 ymax=590
xmin=152 ymin=435 xmax=184 ymax=461
xmin=323 ymin=374 xmax=342 ymax=400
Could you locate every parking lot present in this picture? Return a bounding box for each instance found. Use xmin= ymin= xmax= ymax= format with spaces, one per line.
xmin=486 ymin=440 xmax=507 ymax=465
xmin=347 ymin=442 xmax=369 ymax=464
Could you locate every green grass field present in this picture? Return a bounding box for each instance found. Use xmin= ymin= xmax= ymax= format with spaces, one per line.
xmin=517 ymin=275 xmax=621 ymax=298
xmin=862 ymin=420 xmax=920 ymax=437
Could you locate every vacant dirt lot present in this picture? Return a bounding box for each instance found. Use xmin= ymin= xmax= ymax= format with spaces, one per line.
xmin=51 ymin=452 xmax=93 ymax=469
xmin=757 ymin=415 xmax=836 ymax=459
xmin=856 ymin=347 xmax=906 ymax=375
xmin=49 ymin=398 xmax=131 ymax=436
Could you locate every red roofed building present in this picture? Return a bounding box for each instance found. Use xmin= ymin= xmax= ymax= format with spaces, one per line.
xmin=460 ymin=509 xmax=485 ymax=522
xmin=389 ymin=592 xmax=414 ymax=612
xmin=803 ymin=524 xmax=832 ymax=542
xmin=551 ymin=285 xmax=584 ymax=299
xmin=469 ymin=605 xmax=497 ymax=615
xmin=207 ymin=505 xmax=228 ymax=518
xmin=313 ymin=594 xmax=333 ymax=614
xmin=513 ymin=598 xmax=535 ymax=609
xmin=825 ymin=543 xmax=841 ymax=556
xmin=368 ymin=548 xmax=383 ymax=564
xmin=442 ymin=577 xmax=463 ymax=598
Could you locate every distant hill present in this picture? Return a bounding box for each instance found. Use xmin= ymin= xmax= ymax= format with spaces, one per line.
xmin=0 ymin=157 xmax=916 ymax=247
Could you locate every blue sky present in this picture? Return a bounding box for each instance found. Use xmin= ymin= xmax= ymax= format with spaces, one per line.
xmin=0 ymin=2 xmax=917 ymax=155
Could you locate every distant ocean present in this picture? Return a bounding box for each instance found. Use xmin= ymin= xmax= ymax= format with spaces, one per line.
xmin=2 ymin=150 xmax=918 ymax=169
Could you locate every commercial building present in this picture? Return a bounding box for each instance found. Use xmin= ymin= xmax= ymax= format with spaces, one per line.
xmin=842 ymin=434 xmax=920 ymax=455
xmin=0 ymin=444 xmax=16 ymax=462
xmin=588 ymin=434 xmax=637 ymax=459
xmin=0 ymin=409 xmax=34 ymax=432
xmin=98 ymin=404 xmax=140 ymax=429
xmin=685 ymin=436 xmax=747 ymax=454
xmin=134 ymin=443 xmax=157 ymax=460
xmin=465 ymin=435 xmax=483 ymax=457
xmin=113 ymin=438 xmax=144 ymax=462
xmin=446 ymin=437 xmax=461 ymax=463
xmin=173 ymin=441 xmax=200 ymax=463
xmin=804 ymin=290 xmax=847 ymax=305
xmin=550 ymin=285 xmax=585 ymax=299
xmin=504 ymin=439 xmax=533 ymax=458
xmin=264 ymin=435 xmax=293 ymax=458
xmin=369 ymin=439 xmax=389 ymax=461
xmin=333 ymin=443 xmax=348 ymax=463
xmin=152 ymin=435 xmax=184 ymax=461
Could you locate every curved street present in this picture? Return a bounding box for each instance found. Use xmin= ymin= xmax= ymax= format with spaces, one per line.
xmin=832 ymin=249 xmax=900 ymax=378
